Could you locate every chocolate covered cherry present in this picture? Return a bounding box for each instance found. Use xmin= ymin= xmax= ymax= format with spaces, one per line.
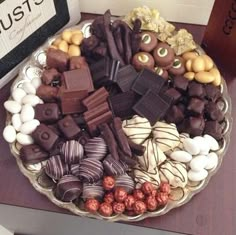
xmin=132 ymin=52 xmax=155 ymax=71
xmin=140 ymin=32 xmax=158 ymax=52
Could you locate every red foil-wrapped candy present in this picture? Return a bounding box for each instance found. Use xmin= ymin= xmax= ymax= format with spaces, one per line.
xmin=113 ymin=202 xmax=125 ymax=214
xmin=114 ymin=187 xmax=127 ymax=202
xmin=99 ymin=202 xmax=113 ymax=217
xmin=133 ymin=200 xmax=147 ymax=215
xmin=159 ymin=182 xmax=171 ymax=194
xmin=156 ymin=192 xmax=169 ymax=206
xmin=102 ymin=176 xmax=115 ymax=191
xmin=104 ymin=192 xmax=115 ymax=204
xmin=146 ymin=196 xmax=158 ymax=211
xmin=133 ymin=189 xmax=145 ymax=201
xmin=124 ymin=195 xmax=135 ymax=211
xmin=85 ymin=198 xmax=100 ymax=213
xmin=141 ymin=182 xmax=154 ymax=195
xmin=151 ymin=189 xmax=157 ymax=197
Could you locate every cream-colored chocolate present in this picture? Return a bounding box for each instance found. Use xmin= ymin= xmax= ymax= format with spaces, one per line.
xmin=152 ymin=122 xmax=180 ymax=153
xmin=210 ymin=68 xmax=221 ymax=86
xmin=192 ymin=56 xmax=206 ymax=72
xmin=184 ymin=71 xmax=195 ymax=80
xmin=138 ymin=139 xmax=166 ymax=171
xmin=133 ymin=165 xmax=160 ymax=189
xmin=195 ymin=71 xmax=215 ymax=84
xmin=182 ymin=51 xmax=198 ymax=61
xmin=159 ymin=160 xmax=188 ymax=188
xmin=122 ymin=115 xmax=152 ymax=145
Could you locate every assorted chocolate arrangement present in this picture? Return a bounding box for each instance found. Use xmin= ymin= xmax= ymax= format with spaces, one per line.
xmin=3 ymin=6 xmax=228 ymax=219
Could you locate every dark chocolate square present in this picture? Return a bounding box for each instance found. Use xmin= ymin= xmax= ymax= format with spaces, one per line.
xmin=35 ymin=103 xmax=60 ymax=123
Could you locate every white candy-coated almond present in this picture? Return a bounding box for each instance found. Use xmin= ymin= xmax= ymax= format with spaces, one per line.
xmin=190 ymin=155 xmax=208 ymax=171
xmin=188 ymin=169 xmax=208 ymax=181
xmin=12 ymin=114 xmax=22 ymax=132
xmin=16 ymin=133 xmax=34 ymax=145
xmin=183 ymin=138 xmax=200 ymax=155
xmin=20 ymin=119 xmax=40 ymax=135
xmin=170 ymin=150 xmax=192 ymax=163
xmin=22 ymin=82 xmax=36 ymax=94
xmin=20 ymin=104 xmax=35 ymax=123
xmin=195 ymin=71 xmax=215 ymax=84
xmin=12 ymin=88 xmax=26 ymax=103
xmin=205 ymin=152 xmax=218 ymax=170
xmin=192 ymin=56 xmax=205 ymax=72
xmin=4 ymin=100 xmax=22 ymax=114
xmin=31 ymin=77 xmax=42 ymax=89
xmin=193 ymin=136 xmax=210 ymax=155
xmin=203 ymin=134 xmax=219 ymax=151
xmin=22 ymin=94 xmax=41 ymax=106
xmin=3 ymin=125 xmax=16 ymax=143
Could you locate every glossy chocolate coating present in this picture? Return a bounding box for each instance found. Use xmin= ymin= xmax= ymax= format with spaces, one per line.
xmin=132 ymin=52 xmax=155 ymax=71
xmin=35 ymin=103 xmax=60 ymax=123
xmin=140 ymin=31 xmax=158 ymax=52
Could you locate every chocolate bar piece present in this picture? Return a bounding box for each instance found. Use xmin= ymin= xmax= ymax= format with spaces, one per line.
xmin=164 ymin=88 xmax=181 ymax=104
xmin=41 ymin=68 xmax=62 ymax=86
xmin=115 ymin=65 xmax=138 ymax=92
xmin=109 ymin=91 xmax=140 ymax=119
xmin=63 ymin=67 xmax=94 ymax=93
xmin=69 ymin=56 xmax=88 ymax=70
xmin=84 ymin=102 xmax=110 ymax=122
xmin=87 ymin=111 xmax=113 ymax=136
xmin=82 ymin=87 xmax=109 ymax=110
xmin=187 ymin=98 xmax=205 ymax=115
xmin=46 ymin=48 xmax=69 ymax=72
xmin=32 ymin=124 xmax=59 ymax=151
xmin=58 ymin=115 xmax=81 ymax=140
xmin=20 ymin=144 xmax=49 ymax=164
xmin=133 ymin=90 xmax=170 ymax=125
xmin=36 ymin=85 xmax=58 ymax=102
xmin=132 ymin=69 xmax=165 ymax=95
xmin=35 ymin=103 xmax=60 ymax=123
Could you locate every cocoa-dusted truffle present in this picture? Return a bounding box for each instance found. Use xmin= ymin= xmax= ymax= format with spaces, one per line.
xmin=132 ymin=52 xmax=155 ymax=71
xmin=55 ymin=175 xmax=82 ymax=202
xmin=140 ymin=31 xmax=158 ymax=52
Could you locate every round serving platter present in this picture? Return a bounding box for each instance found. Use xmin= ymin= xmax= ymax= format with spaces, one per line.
xmin=6 ymin=20 xmax=233 ymax=222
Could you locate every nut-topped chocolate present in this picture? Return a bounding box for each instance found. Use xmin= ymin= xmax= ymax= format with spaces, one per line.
xmin=132 ymin=52 xmax=155 ymax=71
xmin=140 ymin=32 xmax=158 ymax=52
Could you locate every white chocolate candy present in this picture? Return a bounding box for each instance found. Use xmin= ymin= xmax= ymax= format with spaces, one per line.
xmin=122 ymin=115 xmax=152 ymax=144
xmin=4 ymin=100 xmax=22 ymax=114
xmin=152 ymin=122 xmax=180 ymax=153
xmin=12 ymin=88 xmax=26 ymax=104
xmin=22 ymin=94 xmax=41 ymax=106
xmin=159 ymin=160 xmax=188 ymax=188
xmin=138 ymin=139 xmax=166 ymax=171
xmin=169 ymin=150 xmax=192 ymax=163
xmin=3 ymin=125 xmax=17 ymax=143
xmin=190 ymin=155 xmax=208 ymax=171
xmin=203 ymin=134 xmax=219 ymax=151
xmin=16 ymin=133 xmax=34 ymax=145
xmin=31 ymin=77 xmax=42 ymax=89
xmin=205 ymin=152 xmax=218 ymax=170
xmin=188 ymin=169 xmax=208 ymax=182
xmin=193 ymin=136 xmax=210 ymax=155
xmin=133 ymin=166 xmax=160 ymax=189
xmin=20 ymin=119 xmax=40 ymax=135
xmin=183 ymin=138 xmax=200 ymax=155
xmin=11 ymin=114 xmax=22 ymax=132
xmin=20 ymin=104 xmax=35 ymax=123
xmin=22 ymin=82 xmax=36 ymax=94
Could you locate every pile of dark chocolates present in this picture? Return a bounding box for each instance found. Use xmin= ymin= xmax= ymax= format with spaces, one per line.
xmin=18 ymin=9 xmax=225 ymax=217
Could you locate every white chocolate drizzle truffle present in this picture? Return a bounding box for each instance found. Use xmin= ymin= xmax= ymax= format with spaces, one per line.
xmin=133 ymin=165 xmax=160 ymax=189
xmin=138 ymin=139 xmax=166 ymax=171
xmin=159 ymin=160 xmax=188 ymax=188
xmin=122 ymin=115 xmax=152 ymax=144
xmin=152 ymin=122 xmax=180 ymax=153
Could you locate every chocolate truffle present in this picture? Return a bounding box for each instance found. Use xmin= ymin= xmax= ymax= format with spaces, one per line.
xmin=84 ymin=137 xmax=107 ymax=160
xmin=153 ymin=42 xmax=175 ymax=68
xmin=79 ymin=158 xmax=103 ymax=183
xmin=140 ymin=32 xmax=158 ymax=52
xmin=45 ymin=155 xmax=68 ymax=180
xmin=70 ymin=164 xmax=80 ymax=177
xmin=168 ymin=56 xmax=186 ymax=76
xmin=82 ymin=181 xmax=105 ymax=200
xmin=36 ymin=84 xmax=58 ymax=102
xmin=55 ymin=175 xmax=82 ymax=202
xmin=132 ymin=52 xmax=155 ymax=71
xmin=61 ymin=140 xmax=84 ymax=164
xmin=115 ymin=174 xmax=135 ymax=194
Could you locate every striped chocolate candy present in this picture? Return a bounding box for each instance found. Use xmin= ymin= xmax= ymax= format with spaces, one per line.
xmin=82 ymin=181 xmax=105 ymax=200
xmin=55 ymin=175 xmax=82 ymax=202
xmin=115 ymin=174 xmax=135 ymax=194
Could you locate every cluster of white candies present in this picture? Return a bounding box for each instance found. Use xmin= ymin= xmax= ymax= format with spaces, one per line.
xmin=3 ymin=77 xmax=42 ymax=145
xmin=169 ymin=134 xmax=219 ymax=181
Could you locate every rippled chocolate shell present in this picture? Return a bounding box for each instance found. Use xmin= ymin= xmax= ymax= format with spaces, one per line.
xmin=115 ymin=174 xmax=135 ymax=194
xmin=55 ymin=175 xmax=82 ymax=202
xmin=84 ymin=137 xmax=107 ymax=160
xmin=61 ymin=140 xmax=84 ymax=164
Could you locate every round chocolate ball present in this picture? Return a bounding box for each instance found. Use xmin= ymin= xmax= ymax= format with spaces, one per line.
xmin=99 ymin=202 xmax=113 ymax=217
xmin=133 ymin=189 xmax=145 ymax=201
xmin=168 ymin=56 xmax=186 ymax=76
xmin=146 ymin=196 xmax=158 ymax=211
xmin=140 ymin=32 xmax=158 ymax=52
xmin=154 ymin=67 xmax=169 ymax=79
xmin=132 ymin=52 xmax=155 ymax=71
xmin=113 ymin=202 xmax=125 ymax=214
xmin=82 ymin=181 xmax=105 ymax=200
xmin=103 ymin=176 xmax=115 ymax=191
xmin=133 ymin=201 xmax=147 ymax=215
xmin=124 ymin=195 xmax=135 ymax=211
xmin=85 ymin=198 xmax=100 ymax=213
xmin=114 ymin=187 xmax=128 ymax=203
xmin=103 ymin=192 xmax=115 ymax=204
xmin=156 ymin=192 xmax=169 ymax=206
xmin=141 ymin=182 xmax=155 ymax=195
xmin=55 ymin=175 xmax=82 ymax=202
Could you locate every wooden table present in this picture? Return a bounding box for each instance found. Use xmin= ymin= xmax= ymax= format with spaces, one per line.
xmin=0 ymin=13 xmax=235 ymax=235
